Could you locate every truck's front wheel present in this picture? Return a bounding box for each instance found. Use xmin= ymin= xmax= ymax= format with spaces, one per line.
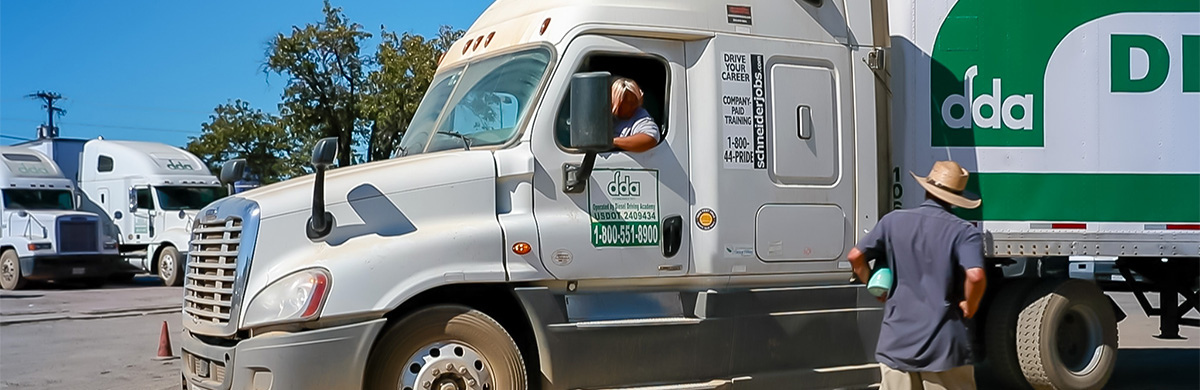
xmin=157 ymin=246 xmax=184 ymax=286
xmin=365 ymin=305 xmax=526 ymax=390
xmin=1017 ymin=279 xmax=1118 ymax=390
xmin=1 ymin=249 xmax=27 ymax=290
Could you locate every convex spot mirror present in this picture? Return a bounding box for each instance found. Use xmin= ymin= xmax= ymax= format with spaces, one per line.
xmin=568 ymin=72 xmax=614 ymax=153
xmin=312 ymin=137 xmax=338 ymax=168
xmin=219 ymin=159 xmax=246 ymax=186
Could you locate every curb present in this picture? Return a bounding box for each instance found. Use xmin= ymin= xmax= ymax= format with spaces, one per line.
xmin=0 ymin=306 xmax=180 ymax=325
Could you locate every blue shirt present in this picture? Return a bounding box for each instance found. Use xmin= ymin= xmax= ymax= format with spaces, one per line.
xmin=613 ymin=107 xmax=660 ymax=142
xmin=854 ymin=199 xmax=986 ymax=372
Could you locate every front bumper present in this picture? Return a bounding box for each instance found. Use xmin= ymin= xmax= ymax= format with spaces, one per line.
xmin=181 ymin=319 xmax=386 ymax=390
xmin=19 ymin=254 xmax=127 ymax=281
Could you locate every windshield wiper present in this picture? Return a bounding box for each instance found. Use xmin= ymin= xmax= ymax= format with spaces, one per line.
xmin=436 ymin=131 xmax=472 ymax=151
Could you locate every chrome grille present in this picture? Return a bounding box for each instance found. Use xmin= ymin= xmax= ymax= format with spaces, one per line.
xmin=58 ymin=218 xmax=99 ymax=253
xmin=184 ymin=217 xmax=242 ymax=326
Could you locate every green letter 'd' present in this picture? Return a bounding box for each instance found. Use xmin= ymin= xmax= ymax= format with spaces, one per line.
xmin=1111 ymin=34 xmax=1170 ymax=93
xmin=1184 ymin=35 xmax=1199 ymax=93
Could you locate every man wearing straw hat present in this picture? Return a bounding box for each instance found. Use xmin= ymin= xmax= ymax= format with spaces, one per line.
xmin=848 ymin=161 xmax=988 ymax=390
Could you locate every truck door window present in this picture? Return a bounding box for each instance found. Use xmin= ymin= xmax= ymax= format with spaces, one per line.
xmin=136 ymin=188 xmax=154 ymax=210
xmin=98 ymin=155 xmax=114 ymax=172
xmin=556 ymin=54 xmax=670 ymax=147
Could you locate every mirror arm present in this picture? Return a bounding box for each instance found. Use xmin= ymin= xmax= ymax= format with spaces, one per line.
xmin=562 ymin=152 xmax=597 ymax=194
xmin=306 ymin=165 xmax=334 ymax=240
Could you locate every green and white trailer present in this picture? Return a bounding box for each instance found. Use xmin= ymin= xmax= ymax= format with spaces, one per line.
xmin=890 ymin=0 xmax=1198 ymax=387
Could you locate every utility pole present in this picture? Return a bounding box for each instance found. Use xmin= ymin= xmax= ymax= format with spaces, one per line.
xmin=27 ymin=91 xmax=66 ymax=138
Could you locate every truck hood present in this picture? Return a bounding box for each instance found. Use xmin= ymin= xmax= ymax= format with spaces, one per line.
xmin=233 ymin=151 xmax=499 ymax=220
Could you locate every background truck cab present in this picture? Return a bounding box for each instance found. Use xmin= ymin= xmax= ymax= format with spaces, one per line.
xmin=0 ymin=146 xmax=122 ymax=290
xmin=22 ymin=138 xmax=225 ymax=285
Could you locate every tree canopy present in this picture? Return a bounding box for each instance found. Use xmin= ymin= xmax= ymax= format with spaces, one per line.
xmin=189 ymin=1 xmax=463 ymax=180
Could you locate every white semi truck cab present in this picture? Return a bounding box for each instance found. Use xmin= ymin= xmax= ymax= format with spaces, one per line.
xmin=0 ymin=146 xmax=122 ymax=290
xmin=22 ymin=138 xmax=225 ymax=286
xmin=180 ymin=1 xmax=1198 ymax=390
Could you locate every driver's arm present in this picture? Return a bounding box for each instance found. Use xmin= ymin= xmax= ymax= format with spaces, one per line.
xmin=614 ymin=134 xmax=658 ymax=153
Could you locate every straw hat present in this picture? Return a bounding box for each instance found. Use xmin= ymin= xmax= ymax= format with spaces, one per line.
xmin=910 ymin=161 xmax=982 ymax=209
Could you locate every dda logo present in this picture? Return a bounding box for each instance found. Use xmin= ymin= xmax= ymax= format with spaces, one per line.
xmin=17 ymin=163 xmax=51 ymax=175
xmin=607 ymin=171 xmax=641 ymax=197
xmin=941 ymin=65 xmax=1034 ymax=131
xmin=165 ymin=160 xmax=194 ymax=170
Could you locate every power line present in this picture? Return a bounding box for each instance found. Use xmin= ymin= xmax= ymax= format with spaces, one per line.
xmin=0 ymin=117 xmax=200 ymax=135
xmin=67 ymin=100 xmax=215 ymax=115
xmin=1 ymin=134 xmax=32 ymax=141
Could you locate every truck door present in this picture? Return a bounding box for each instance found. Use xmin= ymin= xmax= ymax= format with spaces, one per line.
xmin=531 ymin=36 xmax=691 ymax=279
xmin=131 ymin=186 xmax=156 ymax=242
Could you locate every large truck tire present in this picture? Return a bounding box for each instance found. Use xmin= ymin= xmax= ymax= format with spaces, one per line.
xmin=1 ymin=249 xmax=28 ymax=291
xmin=979 ymin=278 xmax=1039 ymax=390
xmin=157 ymin=246 xmax=185 ymax=286
xmin=1017 ymin=279 xmax=1118 ymax=390
xmin=365 ymin=305 xmax=526 ymax=390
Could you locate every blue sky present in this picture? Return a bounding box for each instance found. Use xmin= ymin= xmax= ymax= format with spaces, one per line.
xmin=1 ymin=0 xmax=493 ymax=147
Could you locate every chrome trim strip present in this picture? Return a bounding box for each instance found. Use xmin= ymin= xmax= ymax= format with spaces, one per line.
xmin=768 ymin=307 xmax=881 ymax=317
xmin=813 ymin=363 xmax=881 ymax=373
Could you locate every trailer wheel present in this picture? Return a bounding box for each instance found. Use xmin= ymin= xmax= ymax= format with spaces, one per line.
xmin=1017 ymin=279 xmax=1118 ymax=390
xmin=979 ymin=278 xmax=1038 ymax=390
xmin=365 ymin=305 xmax=526 ymax=390
xmin=1 ymin=249 xmax=27 ymax=291
xmin=157 ymin=246 xmax=184 ymax=286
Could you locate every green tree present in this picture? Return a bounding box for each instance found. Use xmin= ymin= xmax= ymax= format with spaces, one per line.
xmin=362 ymin=26 xmax=463 ymax=161
xmin=266 ymin=0 xmax=370 ymax=167
xmin=187 ymin=100 xmax=294 ymax=184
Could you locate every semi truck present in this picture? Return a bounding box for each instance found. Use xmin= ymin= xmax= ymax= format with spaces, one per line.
xmin=0 ymin=146 xmax=123 ymax=290
xmin=22 ymin=138 xmax=225 ymax=286
xmin=179 ymin=1 xmax=1198 ymax=389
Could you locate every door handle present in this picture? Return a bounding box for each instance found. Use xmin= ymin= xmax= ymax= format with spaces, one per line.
xmin=661 ymin=215 xmax=683 ymax=258
xmin=797 ymin=105 xmax=812 ymax=140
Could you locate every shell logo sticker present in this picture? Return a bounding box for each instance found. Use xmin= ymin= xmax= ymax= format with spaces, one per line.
xmin=696 ymin=208 xmax=717 ymax=231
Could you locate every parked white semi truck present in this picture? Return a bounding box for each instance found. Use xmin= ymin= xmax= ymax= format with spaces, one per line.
xmin=22 ymin=138 xmax=224 ymax=286
xmin=0 ymin=146 xmax=122 ymax=290
xmin=180 ymin=1 xmax=1198 ymax=389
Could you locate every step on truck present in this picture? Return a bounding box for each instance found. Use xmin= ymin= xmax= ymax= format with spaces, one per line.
xmin=0 ymin=146 xmax=123 ymax=290
xmin=179 ymin=1 xmax=1199 ymax=389
xmin=21 ymin=138 xmax=226 ymax=286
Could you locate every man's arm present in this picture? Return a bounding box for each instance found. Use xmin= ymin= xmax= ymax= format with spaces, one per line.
xmin=848 ymin=247 xmax=872 ymax=285
xmin=961 ymin=267 xmax=986 ymax=318
xmin=957 ymin=230 xmax=987 ymax=318
xmin=614 ymin=133 xmax=657 ymax=152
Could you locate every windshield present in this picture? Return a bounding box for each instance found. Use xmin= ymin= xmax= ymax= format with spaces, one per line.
xmin=154 ymin=186 xmax=225 ymax=211
xmin=396 ymin=47 xmax=552 ymax=157
xmin=2 ymin=189 xmax=73 ymax=210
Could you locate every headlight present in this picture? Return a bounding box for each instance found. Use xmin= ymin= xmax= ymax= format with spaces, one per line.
xmin=242 ymin=268 xmax=330 ymax=328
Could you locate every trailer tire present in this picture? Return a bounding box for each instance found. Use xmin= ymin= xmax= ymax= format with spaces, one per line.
xmin=1017 ymin=279 xmax=1117 ymax=390
xmin=157 ymin=246 xmax=184 ymax=286
xmin=979 ymin=278 xmax=1038 ymax=390
xmin=1 ymin=249 xmax=27 ymax=291
xmin=365 ymin=305 xmax=526 ymax=390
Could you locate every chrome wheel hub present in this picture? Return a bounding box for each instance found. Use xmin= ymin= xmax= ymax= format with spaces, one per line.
xmin=160 ymin=253 xmax=175 ymax=278
xmin=399 ymin=342 xmax=492 ymax=390
xmin=1 ymin=258 xmax=15 ymax=283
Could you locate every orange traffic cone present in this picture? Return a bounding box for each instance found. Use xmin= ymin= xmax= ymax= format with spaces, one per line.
xmin=155 ymin=320 xmax=176 ymax=360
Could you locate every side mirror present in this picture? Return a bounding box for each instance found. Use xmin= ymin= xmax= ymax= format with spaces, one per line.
xmin=311 ymin=137 xmax=338 ymax=169
xmin=219 ymin=159 xmax=246 ymax=187
xmin=129 ymin=188 xmax=138 ymax=213
xmin=307 ymin=137 xmax=338 ymax=240
xmin=568 ymin=72 xmax=614 ymax=152
xmin=562 ymin=72 xmax=612 ymax=194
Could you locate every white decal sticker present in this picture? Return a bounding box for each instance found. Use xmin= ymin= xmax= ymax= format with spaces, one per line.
xmin=721 ymin=52 xmax=766 ymax=169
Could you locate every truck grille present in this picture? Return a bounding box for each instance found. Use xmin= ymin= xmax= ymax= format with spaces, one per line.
xmin=184 ymin=217 xmax=242 ymax=326
xmin=57 ymin=218 xmax=98 ymax=253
